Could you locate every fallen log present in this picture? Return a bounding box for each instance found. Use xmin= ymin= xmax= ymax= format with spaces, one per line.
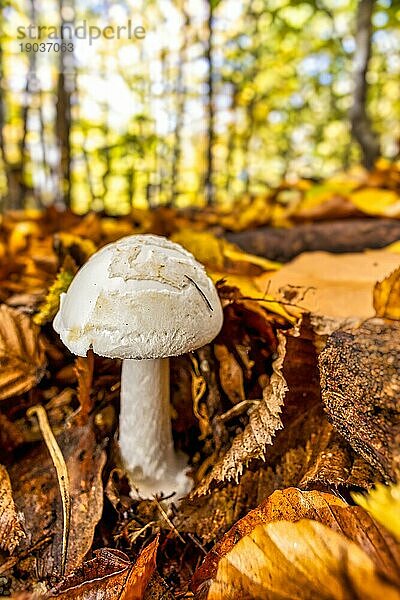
xmin=225 ymin=219 xmax=400 ymax=262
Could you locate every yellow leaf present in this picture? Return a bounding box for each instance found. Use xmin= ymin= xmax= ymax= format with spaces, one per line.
xmin=206 ymin=520 xmax=400 ymax=600
xmin=385 ymin=241 xmax=400 ymax=254
xmin=171 ymin=229 xmax=279 ymax=276
xmin=56 ymin=232 xmax=97 ymax=261
xmin=8 ymin=221 xmax=41 ymax=255
xmin=353 ymin=483 xmax=400 ymax=542
xmin=350 ymin=188 xmax=400 ymax=217
xmin=373 ymin=267 xmax=400 ymax=320
xmin=34 ymin=257 xmax=77 ymax=326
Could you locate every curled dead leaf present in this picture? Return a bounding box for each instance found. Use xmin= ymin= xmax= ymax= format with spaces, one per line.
xmin=34 ymin=257 xmax=77 ymax=326
xmin=191 ymin=488 xmax=400 ymax=593
xmin=0 ymin=304 xmax=46 ymax=400
xmin=50 ymin=537 xmax=158 ymax=599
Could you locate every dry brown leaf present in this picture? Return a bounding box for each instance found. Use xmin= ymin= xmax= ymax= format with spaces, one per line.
xmin=201 ymin=520 xmax=400 ymax=600
xmin=0 ymin=304 xmax=46 ymax=400
xmin=191 ymin=488 xmax=400 ymax=592
xmin=214 ymin=344 xmax=245 ymax=405
xmin=8 ymin=418 xmax=105 ymax=578
xmin=74 ymin=350 xmax=95 ymax=422
xmin=374 ymin=266 xmax=400 ymax=320
xmin=0 ymin=464 xmax=25 ymax=554
xmin=319 ymin=319 xmax=400 ymax=481
xmin=51 ymin=538 xmax=158 ymax=599
xmin=194 ymin=332 xmax=287 ymax=495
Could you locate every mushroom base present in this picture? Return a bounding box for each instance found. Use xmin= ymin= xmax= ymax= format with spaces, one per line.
xmin=127 ymin=450 xmax=192 ymax=501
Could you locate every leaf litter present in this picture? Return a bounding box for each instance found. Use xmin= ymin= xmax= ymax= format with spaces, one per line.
xmin=0 ymin=203 xmax=399 ymax=597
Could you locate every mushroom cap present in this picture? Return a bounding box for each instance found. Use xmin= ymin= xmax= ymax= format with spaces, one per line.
xmin=53 ymin=234 xmax=223 ymax=359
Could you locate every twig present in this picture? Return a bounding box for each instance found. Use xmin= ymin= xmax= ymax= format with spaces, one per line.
xmin=0 ymin=535 xmax=52 ymax=576
xmin=27 ymin=405 xmax=71 ymax=576
xmin=153 ymin=497 xmax=186 ymax=544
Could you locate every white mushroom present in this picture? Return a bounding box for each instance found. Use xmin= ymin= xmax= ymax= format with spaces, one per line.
xmin=53 ymin=234 xmax=223 ymax=500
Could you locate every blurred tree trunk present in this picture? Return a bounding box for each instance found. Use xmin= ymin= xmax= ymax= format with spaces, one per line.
xmin=350 ymin=0 xmax=380 ymax=170
xmin=170 ymin=3 xmax=189 ymax=205
xmin=1 ymin=0 xmax=37 ymax=210
xmin=56 ymin=0 xmax=74 ymax=208
xmin=204 ymin=0 xmax=217 ymax=205
xmin=0 ymin=39 xmax=11 ymax=210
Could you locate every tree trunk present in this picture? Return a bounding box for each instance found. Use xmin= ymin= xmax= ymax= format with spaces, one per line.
xmin=171 ymin=4 xmax=189 ymax=205
xmin=204 ymin=0 xmax=215 ymax=206
xmin=350 ymin=0 xmax=380 ymax=170
xmin=56 ymin=0 xmax=74 ymax=208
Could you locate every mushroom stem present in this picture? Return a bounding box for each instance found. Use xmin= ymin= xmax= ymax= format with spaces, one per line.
xmin=119 ymin=357 xmax=191 ymax=500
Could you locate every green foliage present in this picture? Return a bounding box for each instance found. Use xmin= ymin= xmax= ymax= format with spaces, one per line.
xmin=0 ymin=0 xmax=399 ymax=212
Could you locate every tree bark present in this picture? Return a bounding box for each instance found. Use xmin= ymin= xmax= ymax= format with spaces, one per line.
xmin=349 ymin=0 xmax=380 ymax=169
xmin=225 ymin=219 xmax=400 ymax=262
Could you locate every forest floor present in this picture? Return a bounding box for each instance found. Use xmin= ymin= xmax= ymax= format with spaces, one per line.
xmin=0 ymin=161 xmax=400 ymax=599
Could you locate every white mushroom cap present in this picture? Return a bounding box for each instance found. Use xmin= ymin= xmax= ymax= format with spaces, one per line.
xmin=53 ymin=234 xmax=223 ymax=359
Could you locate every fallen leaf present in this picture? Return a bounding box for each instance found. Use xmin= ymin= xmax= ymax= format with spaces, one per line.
xmin=353 ymin=483 xmax=400 ymax=541
xmin=374 ymin=266 xmax=400 ymax=320
xmin=0 ymin=304 xmax=46 ymax=401
xmin=350 ymin=188 xmax=400 ymax=218
xmin=34 ymin=257 xmax=77 ymax=326
xmin=50 ymin=538 xmax=158 ymax=599
xmin=319 ymin=319 xmax=400 ymax=481
xmin=53 ymin=232 xmax=97 ymax=266
xmin=191 ymin=488 xmax=400 ymax=593
xmin=143 ymin=573 xmax=174 ymax=600
xmin=264 ymin=249 xmax=400 ymax=334
xmin=8 ymin=417 xmax=106 ymax=579
xmin=201 ymin=520 xmax=400 ymax=600
xmin=0 ymin=464 xmax=25 ymax=554
xmin=194 ymin=332 xmax=287 ymax=495
xmin=74 ymin=350 xmax=95 ymax=422
xmin=214 ymin=344 xmax=245 ymax=405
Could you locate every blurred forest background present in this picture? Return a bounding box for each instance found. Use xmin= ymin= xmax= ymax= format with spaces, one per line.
xmin=0 ymin=0 xmax=399 ymax=214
